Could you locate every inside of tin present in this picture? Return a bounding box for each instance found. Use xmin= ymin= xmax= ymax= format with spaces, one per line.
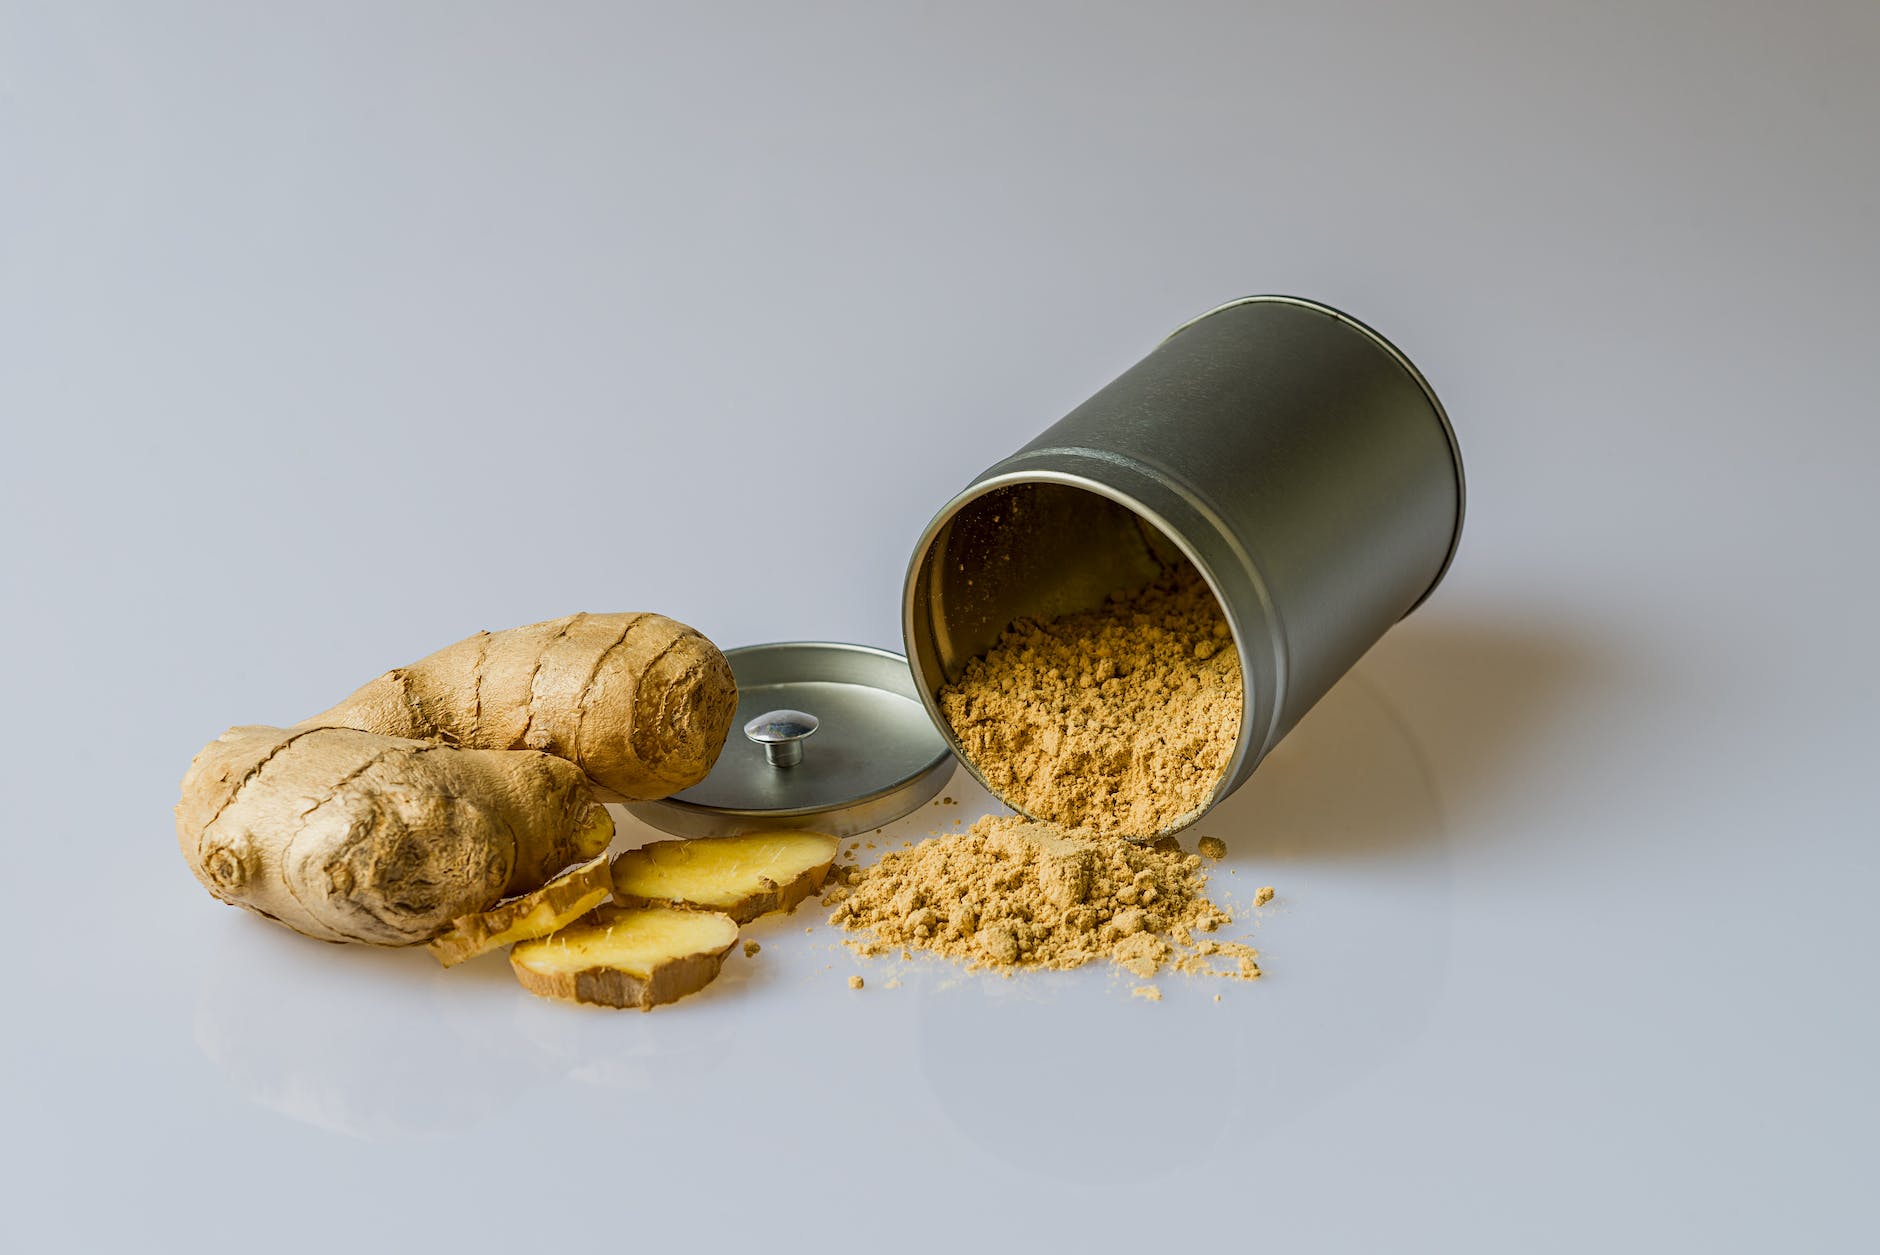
xmin=910 ymin=481 xmax=1191 ymax=687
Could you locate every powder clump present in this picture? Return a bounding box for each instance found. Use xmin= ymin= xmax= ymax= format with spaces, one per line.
xmin=937 ymin=560 xmax=1243 ymax=836
xmin=831 ymin=814 xmax=1259 ymax=983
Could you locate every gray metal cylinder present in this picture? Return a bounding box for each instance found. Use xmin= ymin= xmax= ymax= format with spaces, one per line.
xmin=902 ymin=295 xmax=1464 ymax=827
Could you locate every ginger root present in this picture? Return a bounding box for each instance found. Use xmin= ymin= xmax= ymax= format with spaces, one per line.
xmin=306 ymin=611 xmax=737 ymax=802
xmin=177 ymin=726 xmax=614 ymax=945
xmin=177 ymin=612 xmax=736 ymax=946
xmin=426 ymin=854 xmax=614 ymax=967
xmin=510 ymin=906 xmax=739 ymax=1010
xmin=612 ymin=831 xmax=838 ymax=923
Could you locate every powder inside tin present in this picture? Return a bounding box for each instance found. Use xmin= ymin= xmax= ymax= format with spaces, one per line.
xmin=828 ymin=814 xmax=1262 ymax=983
xmin=937 ymin=560 xmax=1242 ymax=837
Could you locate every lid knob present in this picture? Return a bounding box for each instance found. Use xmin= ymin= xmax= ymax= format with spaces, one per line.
xmin=743 ymin=709 xmax=819 ymax=768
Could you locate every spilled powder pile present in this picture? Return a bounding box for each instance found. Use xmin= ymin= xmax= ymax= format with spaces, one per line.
xmin=827 ymin=815 xmax=1261 ymax=982
xmin=937 ymin=560 xmax=1243 ymax=836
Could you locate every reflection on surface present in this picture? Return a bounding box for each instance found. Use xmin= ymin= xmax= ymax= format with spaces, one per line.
xmin=921 ymin=665 xmax=1450 ymax=1183
xmin=510 ymin=938 xmax=758 ymax=1092
xmin=919 ymin=975 xmax=1248 ymax=1182
xmin=195 ymin=924 xmax=539 ymax=1141
xmin=195 ymin=893 xmax=771 ymax=1139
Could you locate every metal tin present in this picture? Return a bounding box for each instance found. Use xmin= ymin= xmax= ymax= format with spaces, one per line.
xmin=902 ymin=295 xmax=1464 ymax=831
xmin=625 ymin=642 xmax=953 ymax=839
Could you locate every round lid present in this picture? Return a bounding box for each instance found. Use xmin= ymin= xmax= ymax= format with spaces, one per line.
xmin=623 ymin=642 xmax=954 ymax=838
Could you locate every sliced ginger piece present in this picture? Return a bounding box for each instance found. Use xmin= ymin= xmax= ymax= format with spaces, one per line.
xmin=611 ymin=831 xmax=839 ymax=923
xmin=510 ymin=905 xmax=738 ymax=1010
xmin=426 ymin=855 xmax=614 ymax=968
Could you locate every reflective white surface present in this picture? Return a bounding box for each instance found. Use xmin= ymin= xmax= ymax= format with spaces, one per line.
xmin=3 ymin=2 xmax=1875 ymax=1250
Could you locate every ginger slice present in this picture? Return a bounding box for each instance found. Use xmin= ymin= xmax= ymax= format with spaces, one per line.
xmin=426 ymin=854 xmax=614 ymax=968
xmin=611 ymin=831 xmax=838 ymax=923
xmin=510 ymin=906 xmax=738 ymax=1010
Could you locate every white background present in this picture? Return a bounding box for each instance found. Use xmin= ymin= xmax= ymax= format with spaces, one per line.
xmin=3 ymin=2 xmax=1875 ymax=1250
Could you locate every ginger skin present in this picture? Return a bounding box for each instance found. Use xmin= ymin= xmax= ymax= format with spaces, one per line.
xmin=176 ymin=612 xmax=737 ymax=946
xmin=306 ymin=612 xmax=738 ymax=802
xmin=178 ymin=726 xmax=613 ymax=945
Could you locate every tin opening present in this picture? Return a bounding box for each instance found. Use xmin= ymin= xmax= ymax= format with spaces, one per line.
xmin=906 ymin=480 xmax=1244 ymax=837
xmin=912 ymin=482 xmax=1192 ymax=683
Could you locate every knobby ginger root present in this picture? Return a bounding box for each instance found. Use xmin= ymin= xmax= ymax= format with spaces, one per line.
xmin=426 ymin=854 xmax=614 ymax=968
xmin=177 ymin=612 xmax=737 ymax=946
xmin=612 ymin=831 xmax=838 ymax=923
xmin=306 ymin=611 xmax=738 ymax=802
xmin=510 ymin=906 xmax=739 ymax=1010
xmin=178 ymin=726 xmax=614 ymax=945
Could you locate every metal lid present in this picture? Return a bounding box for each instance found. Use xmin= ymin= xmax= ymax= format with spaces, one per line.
xmin=624 ymin=642 xmax=954 ymax=839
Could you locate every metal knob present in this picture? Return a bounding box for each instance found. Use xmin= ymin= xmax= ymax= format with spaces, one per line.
xmin=744 ymin=709 xmax=818 ymax=768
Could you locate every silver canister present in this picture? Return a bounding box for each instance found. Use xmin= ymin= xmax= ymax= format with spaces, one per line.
xmin=902 ymin=295 xmax=1464 ymax=829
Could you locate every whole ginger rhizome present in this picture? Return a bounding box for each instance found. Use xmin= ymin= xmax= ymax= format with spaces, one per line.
xmin=174 ymin=612 xmax=827 ymax=1011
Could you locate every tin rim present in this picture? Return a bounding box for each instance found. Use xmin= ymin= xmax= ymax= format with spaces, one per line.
xmin=901 ymin=473 xmax=1268 ymax=837
xmin=1165 ymin=294 xmax=1467 ymax=614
